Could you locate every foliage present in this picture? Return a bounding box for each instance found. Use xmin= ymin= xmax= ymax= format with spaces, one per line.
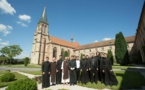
xmin=107 ymin=50 xmax=114 ymax=65
xmin=6 ymin=78 xmax=37 ymax=90
xmin=0 ymin=55 xmax=8 ymax=64
xmin=64 ymin=51 xmax=69 ymax=57
xmin=80 ymin=53 xmax=85 ymax=60
xmin=24 ymin=57 xmax=30 ymax=66
xmin=1 ymin=73 xmax=15 ymax=82
xmin=0 ymin=45 xmax=22 ymax=64
xmin=115 ymin=32 xmax=129 ymax=65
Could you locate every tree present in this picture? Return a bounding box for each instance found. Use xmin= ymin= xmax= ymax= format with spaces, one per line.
xmin=80 ymin=53 xmax=85 ymax=60
xmin=64 ymin=51 xmax=69 ymax=59
xmin=0 ymin=55 xmax=8 ymax=64
xmin=107 ymin=50 xmax=114 ymax=65
xmin=24 ymin=57 xmax=30 ymax=66
xmin=0 ymin=45 xmax=23 ymax=64
xmin=115 ymin=32 xmax=129 ymax=65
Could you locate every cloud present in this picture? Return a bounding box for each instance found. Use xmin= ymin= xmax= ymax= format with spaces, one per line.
xmin=0 ymin=38 xmax=9 ymax=49
xmin=0 ymin=0 xmax=16 ymax=15
xmin=94 ymin=40 xmax=99 ymax=42
xmin=0 ymin=24 xmax=13 ymax=36
xmin=102 ymin=38 xmax=112 ymax=41
xmin=17 ymin=21 xmax=27 ymax=27
xmin=18 ymin=14 xmax=31 ymax=23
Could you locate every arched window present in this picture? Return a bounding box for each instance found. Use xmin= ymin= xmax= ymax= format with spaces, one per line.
xmin=53 ymin=47 xmax=57 ymax=58
xmin=61 ymin=48 xmax=64 ymax=59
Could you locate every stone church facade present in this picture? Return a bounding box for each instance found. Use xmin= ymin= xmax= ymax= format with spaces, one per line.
xmin=31 ymin=7 xmax=135 ymax=65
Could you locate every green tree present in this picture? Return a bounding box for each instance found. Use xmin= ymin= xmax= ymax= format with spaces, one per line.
xmin=80 ymin=53 xmax=85 ymax=60
xmin=24 ymin=57 xmax=30 ymax=66
xmin=107 ymin=50 xmax=114 ymax=65
xmin=64 ymin=51 xmax=69 ymax=59
xmin=0 ymin=45 xmax=23 ymax=64
xmin=115 ymin=32 xmax=129 ymax=65
xmin=0 ymin=55 xmax=8 ymax=64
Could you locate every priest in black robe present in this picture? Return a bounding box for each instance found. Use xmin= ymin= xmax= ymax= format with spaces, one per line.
xmin=102 ymin=53 xmax=118 ymax=86
xmin=42 ymin=56 xmax=51 ymax=89
xmin=56 ymin=55 xmax=63 ymax=84
xmin=80 ymin=55 xmax=89 ymax=84
xmin=90 ymin=53 xmax=99 ymax=83
xmin=69 ymin=55 xmax=77 ymax=86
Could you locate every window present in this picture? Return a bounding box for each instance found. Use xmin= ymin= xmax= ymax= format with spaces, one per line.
xmin=90 ymin=49 xmax=91 ymax=52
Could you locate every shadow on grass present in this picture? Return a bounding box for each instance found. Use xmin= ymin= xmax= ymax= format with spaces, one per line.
xmin=116 ymin=68 xmax=145 ymax=90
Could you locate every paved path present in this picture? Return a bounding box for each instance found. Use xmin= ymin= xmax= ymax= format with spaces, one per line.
xmin=0 ymin=67 xmax=40 ymax=71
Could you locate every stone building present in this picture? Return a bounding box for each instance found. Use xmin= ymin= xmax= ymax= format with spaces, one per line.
xmin=31 ymin=7 xmax=135 ymax=65
xmin=131 ymin=2 xmax=145 ymax=63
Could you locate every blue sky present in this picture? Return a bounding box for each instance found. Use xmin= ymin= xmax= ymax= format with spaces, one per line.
xmin=0 ymin=0 xmax=144 ymax=58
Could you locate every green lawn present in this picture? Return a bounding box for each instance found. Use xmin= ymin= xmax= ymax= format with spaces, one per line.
xmin=0 ymin=71 xmax=28 ymax=88
xmin=0 ymin=64 xmax=41 ymax=68
xmin=78 ymin=71 xmax=145 ymax=89
xmin=20 ymin=70 xmax=42 ymax=75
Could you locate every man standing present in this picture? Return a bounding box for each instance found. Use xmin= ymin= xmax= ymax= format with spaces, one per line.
xmin=69 ymin=55 xmax=77 ymax=86
xmin=61 ymin=57 xmax=69 ymax=85
xmin=80 ymin=55 xmax=89 ymax=84
xmin=50 ymin=57 xmax=57 ymax=85
xmin=42 ymin=56 xmax=51 ymax=89
xmin=56 ymin=55 xmax=63 ymax=84
xmin=76 ymin=56 xmax=80 ymax=83
xmin=90 ymin=53 xmax=99 ymax=83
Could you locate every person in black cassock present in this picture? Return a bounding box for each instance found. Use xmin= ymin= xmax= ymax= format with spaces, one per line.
xmin=99 ymin=52 xmax=105 ymax=83
xmin=80 ymin=55 xmax=89 ymax=84
xmin=56 ymin=55 xmax=63 ymax=84
xmin=69 ymin=55 xmax=77 ymax=86
xmin=90 ymin=53 xmax=99 ymax=83
xmin=42 ymin=56 xmax=51 ymax=89
xmin=102 ymin=53 xmax=118 ymax=86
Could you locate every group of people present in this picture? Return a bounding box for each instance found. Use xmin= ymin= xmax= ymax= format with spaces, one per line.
xmin=42 ymin=52 xmax=118 ymax=89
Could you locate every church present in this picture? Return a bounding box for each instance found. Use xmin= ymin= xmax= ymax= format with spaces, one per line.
xmin=30 ymin=7 xmax=134 ymax=65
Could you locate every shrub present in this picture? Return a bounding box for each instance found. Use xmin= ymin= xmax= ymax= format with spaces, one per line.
xmin=1 ymin=73 xmax=15 ymax=82
xmin=24 ymin=57 xmax=30 ymax=66
xmin=6 ymin=78 xmax=37 ymax=90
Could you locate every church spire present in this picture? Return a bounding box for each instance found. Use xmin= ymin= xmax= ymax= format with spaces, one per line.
xmin=38 ymin=7 xmax=48 ymax=25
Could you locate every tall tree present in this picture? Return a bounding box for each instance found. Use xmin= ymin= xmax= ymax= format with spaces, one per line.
xmin=115 ymin=32 xmax=129 ymax=65
xmin=107 ymin=50 xmax=114 ymax=65
xmin=64 ymin=51 xmax=69 ymax=58
xmin=0 ymin=45 xmax=23 ymax=64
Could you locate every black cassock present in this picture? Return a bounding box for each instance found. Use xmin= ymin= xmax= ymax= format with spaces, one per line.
xmin=69 ymin=59 xmax=77 ymax=84
xmin=42 ymin=61 xmax=51 ymax=88
xmin=56 ymin=59 xmax=63 ymax=84
xmin=80 ymin=59 xmax=89 ymax=84
xmin=99 ymin=57 xmax=105 ymax=83
xmin=90 ymin=56 xmax=99 ymax=83
xmin=102 ymin=58 xmax=118 ymax=86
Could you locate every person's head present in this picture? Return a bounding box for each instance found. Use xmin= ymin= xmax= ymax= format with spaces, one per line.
xmin=46 ymin=56 xmax=49 ymax=61
xmin=76 ymin=56 xmax=79 ymax=60
xmin=92 ymin=53 xmax=95 ymax=57
xmin=59 ymin=55 xmax=62 ymax=59
xmin=52 ymin=57 xmax=56 ymax=62
xmin=96 ymin=51 xmax=100 ymax=56
xmin=82 ymin=55 xmax=85 ymax=59
xmin=86 ymin=55 xmax=89 ymax=59
xmin=104 ymin=53 xmax=107 ymax=58
xmin=71 ymin=55 xmax=74 ymax=60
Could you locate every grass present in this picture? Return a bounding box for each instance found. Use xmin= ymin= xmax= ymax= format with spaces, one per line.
xmin=20 ymin=70 xmax=42 ymax=75
xmin=112 ymin=63 xmax=136 ymax=69
xmin=78 ymin=71 xmax=145 ymax=89
xmin=0 ymin=71 xmax=28 ymax=88
xmin=0 ymin=64 xmax=41 ymax=68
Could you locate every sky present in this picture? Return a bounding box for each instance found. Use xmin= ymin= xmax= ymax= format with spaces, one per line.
xmin=0 ymin=0 xmax=144 ymax=58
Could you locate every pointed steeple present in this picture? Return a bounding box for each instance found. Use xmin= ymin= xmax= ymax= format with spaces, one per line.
xmin=38 ymin=7 xmax=48 ymax=25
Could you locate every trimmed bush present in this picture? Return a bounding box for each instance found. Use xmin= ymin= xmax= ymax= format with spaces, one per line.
xmin=1 ymin=73 xmax=15 ymax=82
xmin=6 ymin=78 xmax=37 ymax=90
xmin=24 ymin=57 xmax=29 ymax=66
